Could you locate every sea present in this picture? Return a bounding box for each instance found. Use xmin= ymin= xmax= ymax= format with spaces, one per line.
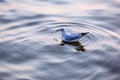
xmin=0 ymin=0 xmax=120 ymax=80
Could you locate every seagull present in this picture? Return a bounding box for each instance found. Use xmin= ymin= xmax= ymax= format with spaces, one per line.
xmin=56 ymin=28 xmax=89 ymax=42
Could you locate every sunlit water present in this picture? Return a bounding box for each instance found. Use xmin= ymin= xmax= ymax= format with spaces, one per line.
xmin=0 ymin=0 xmax=120 ymax=80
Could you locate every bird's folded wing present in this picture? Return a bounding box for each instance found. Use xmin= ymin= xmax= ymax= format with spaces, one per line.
xmin=65 ymin=34 xmax=81 ymax=41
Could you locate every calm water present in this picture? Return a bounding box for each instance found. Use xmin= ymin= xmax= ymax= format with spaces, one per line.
xmin=0 ymin=0 xmax=120 ymax=80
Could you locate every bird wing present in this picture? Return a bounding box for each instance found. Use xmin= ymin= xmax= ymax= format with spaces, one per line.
xmin=64 ymin=33 xmax=82 ymax=41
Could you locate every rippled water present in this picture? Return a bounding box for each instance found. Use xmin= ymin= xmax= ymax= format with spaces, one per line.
xmin=0 ymin=0 xmax=120 ymax=80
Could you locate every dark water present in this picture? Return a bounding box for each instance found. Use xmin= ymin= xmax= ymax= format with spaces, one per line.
xmin=0 ymin=0 xmax=120 ymax=80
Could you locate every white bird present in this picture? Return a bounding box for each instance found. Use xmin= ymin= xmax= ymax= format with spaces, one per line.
xmin=56 ymin=28 xmax=89 ymax=42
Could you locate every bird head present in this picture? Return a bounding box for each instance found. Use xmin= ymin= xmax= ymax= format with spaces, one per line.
xmin=56 ymin=28 xmax=65 ymax=32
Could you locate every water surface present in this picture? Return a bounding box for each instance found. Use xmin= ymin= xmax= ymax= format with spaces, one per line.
xmin=0 ymin=0 xmax=120 ymax=80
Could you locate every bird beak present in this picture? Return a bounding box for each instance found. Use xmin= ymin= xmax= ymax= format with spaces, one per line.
xmin=81 ymin=32 xmax=89 ymax=36
xmin=56 ymin=29 xmax=61 ymax=32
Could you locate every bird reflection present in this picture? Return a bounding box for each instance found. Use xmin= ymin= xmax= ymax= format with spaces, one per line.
xmin=59 ymin=40 xmax=85 ymax=51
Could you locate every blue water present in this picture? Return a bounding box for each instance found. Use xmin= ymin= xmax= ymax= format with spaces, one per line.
xmin=0 ymin=0 xmax=120 ymax=80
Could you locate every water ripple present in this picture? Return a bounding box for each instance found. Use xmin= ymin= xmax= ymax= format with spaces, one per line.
xmin=0 ymin=0 xmax=120 ymax=80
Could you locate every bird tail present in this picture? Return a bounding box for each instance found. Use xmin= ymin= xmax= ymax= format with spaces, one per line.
xmin=81 ymin=32 xmax=89 ymax=37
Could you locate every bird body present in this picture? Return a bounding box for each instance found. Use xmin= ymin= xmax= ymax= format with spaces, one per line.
xmin=61 ymin=30 xmax=82 ymax=42
xmin=56 ymin=28 xmax=88 ymax=42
